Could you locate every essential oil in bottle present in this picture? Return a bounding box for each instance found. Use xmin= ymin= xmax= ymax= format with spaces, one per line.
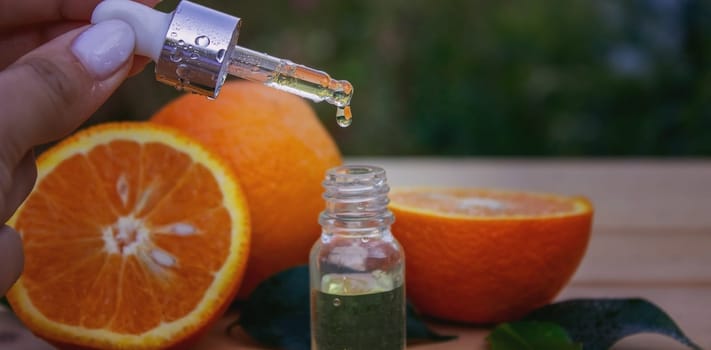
xmin=313 ymin=272 xmax=404 ymax=349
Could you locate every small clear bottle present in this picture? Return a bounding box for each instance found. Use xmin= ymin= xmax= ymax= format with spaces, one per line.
xmin=309 ymin=165 xmax=405 ymax=350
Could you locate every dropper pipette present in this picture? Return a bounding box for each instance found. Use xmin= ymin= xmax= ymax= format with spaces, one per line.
xmin=92 ymin=0 xmax=353 ymax=125
xmin=229 ymin=46 xmax=353 ymax=108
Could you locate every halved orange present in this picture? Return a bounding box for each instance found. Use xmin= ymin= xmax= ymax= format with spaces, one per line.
xmin=7 ymin=122 xmax=250 ymax=349
xmin=389 ymin=187 xmax=593 ymax=324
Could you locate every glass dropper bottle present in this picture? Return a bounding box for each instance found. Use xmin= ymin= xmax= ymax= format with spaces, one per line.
xmin=91 ymin=0 xmax=354 ymax=127
xmin=310 ymin=165 xmax=406 ymax=350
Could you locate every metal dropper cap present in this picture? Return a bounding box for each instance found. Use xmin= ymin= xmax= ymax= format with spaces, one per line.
xmin=155 ymin=1 xmax=241 ymax=97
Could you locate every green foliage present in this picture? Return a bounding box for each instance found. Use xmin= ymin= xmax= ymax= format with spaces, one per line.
xmin=100 ymin=0 xmax=711 ymax=156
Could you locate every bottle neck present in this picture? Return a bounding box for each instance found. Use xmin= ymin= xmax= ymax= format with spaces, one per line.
xmin=318 ymin=165 xmax=394 ymax=237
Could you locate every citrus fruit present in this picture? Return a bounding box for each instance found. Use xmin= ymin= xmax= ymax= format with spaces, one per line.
xmin=389 ymin=187 xmax=593 ymax=324
xmin=151 ymin=80 xmax=342 ymax=297
xmin=7 ymin=122 xmax=250 ymax=349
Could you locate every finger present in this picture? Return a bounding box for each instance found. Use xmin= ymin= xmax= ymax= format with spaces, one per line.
xmin=0 ymin=0 xmax=162 ymax=69
xmin=0 ymin=22 xmax=152 ymax=74
xmin=0 ymin=225 xmax=24 ymax=296
xmin=0 ymin=0 xmax=100 ymax=30
xmin=0 ymin=20 xmax=136 ymax=166
xmin=0 ymin=0 xmax=162 ymax=30
xmin=0 ymin=152 xmax=36 ymax=224
xmin=0 ymin=21 xmax=84 ymax=69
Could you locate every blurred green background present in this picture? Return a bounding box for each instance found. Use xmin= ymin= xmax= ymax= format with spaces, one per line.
xmin=92 ymin=0 xmax=711 ymax=156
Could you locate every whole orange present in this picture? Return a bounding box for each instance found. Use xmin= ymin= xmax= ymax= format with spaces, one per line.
xmin=151 ymin=81 xmax=342 ymax=297
xmin=389 ymin=187 xmax=593 ymax=324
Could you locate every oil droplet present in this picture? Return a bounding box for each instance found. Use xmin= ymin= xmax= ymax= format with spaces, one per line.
xmin=189 ymin=53 xmax=199 ymax=60
xmin=176 ymin=64 xmax=189 ymax=78
xmin=177 ymin=39 xmax=185 ymax=46
xmin=360 ymin=237 xmax=370 ymax=243
xmin=170 ymin=53 xmax=182 ymax=63
xmin=216 ymin=49 xmax=226 ymax=63
xmin=332 ymin=298 xmax=341 ymax=307
xmin=170 ymin=31 xmax=177 ymax=37
xmin=336 ymin=106 xmax=352 ymax=127
xmin=195 ymin=35 xmax=210 ymax=47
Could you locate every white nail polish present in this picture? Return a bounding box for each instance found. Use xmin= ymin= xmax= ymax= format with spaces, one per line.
xmin=72 ymin=20 xmax=136 ymax=79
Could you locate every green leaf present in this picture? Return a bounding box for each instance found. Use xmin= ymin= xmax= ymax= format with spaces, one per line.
xmin=233 ymin=265 xmax=455 ymax=349
xmin=487 ymin=321 xmax=582 ymax=350
xmin=524 ymin=298 xmax=703 ymax=350
xmin=234 ymin=266 xmax=311 ymax=350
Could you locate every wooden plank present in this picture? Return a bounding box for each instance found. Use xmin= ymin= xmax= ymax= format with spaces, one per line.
xmin=573 ymin=227 xmax=711 ymax=283
xmin=349 ymin=158 xmax=711 ymax=229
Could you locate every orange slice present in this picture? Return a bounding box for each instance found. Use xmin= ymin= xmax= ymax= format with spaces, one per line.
xmin=389 ymin=187 xmax=593 ymax=323
xmin=7 ymin=122 xmax=250 ymax=349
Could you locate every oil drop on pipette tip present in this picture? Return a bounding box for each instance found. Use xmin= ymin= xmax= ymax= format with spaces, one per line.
xmin=336 ymin=106 xmax=353 ymax=128
xmin=91 ymin=0 xmax=354 ymax=127
xmin=227 ymin=46 xmax=354 ymax=127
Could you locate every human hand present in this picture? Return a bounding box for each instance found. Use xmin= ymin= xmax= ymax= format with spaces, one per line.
xmin=0 ymin=0 xmax=159 ymax=296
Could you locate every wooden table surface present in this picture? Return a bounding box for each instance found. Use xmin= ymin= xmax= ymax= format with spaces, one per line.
xmin=2 ymin=158 xmax=710 ymax=349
